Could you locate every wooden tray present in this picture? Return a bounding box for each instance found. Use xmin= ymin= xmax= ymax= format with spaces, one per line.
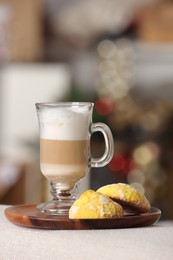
xmin=4 ymin=204 xmax=161 ymax=230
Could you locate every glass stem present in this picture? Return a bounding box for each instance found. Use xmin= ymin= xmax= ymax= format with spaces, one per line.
xmin=50 ymin=182 xmax=78 ymax=202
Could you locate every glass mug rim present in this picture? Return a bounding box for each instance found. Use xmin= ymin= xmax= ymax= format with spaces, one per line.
xmin=36 ymin=102 xmax=94 ymax=109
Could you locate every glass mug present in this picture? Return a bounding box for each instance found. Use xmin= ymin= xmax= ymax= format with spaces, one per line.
xmin=36 ymin=102 xmax=114 ymax=215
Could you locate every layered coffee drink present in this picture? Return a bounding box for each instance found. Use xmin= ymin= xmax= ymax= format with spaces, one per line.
xmin=36 ymin=102 xmax=114 ymax=215
xmin=39 ymin=107 xmax=91 ymax=190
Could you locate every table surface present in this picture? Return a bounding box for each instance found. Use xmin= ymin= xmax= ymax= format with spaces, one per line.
xmin=1 ymin=205 xmax=173 ymax=260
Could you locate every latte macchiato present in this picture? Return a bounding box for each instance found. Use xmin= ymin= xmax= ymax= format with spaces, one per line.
xmin=36 ymin=102 xmax=114 ymax=215
xmin=39 ymin=107 xmax=91 ymax=190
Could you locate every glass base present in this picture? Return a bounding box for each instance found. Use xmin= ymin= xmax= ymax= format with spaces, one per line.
xmin=37 ymin=181 xmax=78 ymax=216
xmin=37 ymin=199 xmax=75 ymax=216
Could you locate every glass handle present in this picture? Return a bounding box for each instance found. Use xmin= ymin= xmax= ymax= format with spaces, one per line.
xmin=90 ymin=122 xmax=114 ymax=168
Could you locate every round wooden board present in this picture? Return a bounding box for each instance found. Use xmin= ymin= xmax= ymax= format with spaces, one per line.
xmin=4 ymin=204 xmax=161 ymax=230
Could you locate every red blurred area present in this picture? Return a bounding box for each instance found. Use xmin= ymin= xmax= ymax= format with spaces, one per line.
xmin=108 ymin=154 xmax=134 ymax=176
xmin=95 ymin=97 xmax=113 ymax=116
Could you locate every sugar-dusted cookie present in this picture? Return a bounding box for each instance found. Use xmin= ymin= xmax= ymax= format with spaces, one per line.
xmin=97 ymin=183 xmax=150 ymax=214
xmin=69 ymin=190 xmax=123 ymax=219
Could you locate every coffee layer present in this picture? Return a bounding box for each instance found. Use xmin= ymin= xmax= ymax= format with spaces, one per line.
xmin=40 ymin=139 xmax=89 ymax=165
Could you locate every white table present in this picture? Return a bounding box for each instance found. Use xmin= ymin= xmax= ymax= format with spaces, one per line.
xmin=0 ymin=205 xmax=173 ymax=260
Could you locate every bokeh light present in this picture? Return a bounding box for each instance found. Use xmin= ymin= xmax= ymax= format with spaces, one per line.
xmin=127 ymin=168 xmax=145 ymax=184
xmin=95 ymin=97 xmax=113 ymax=116
xmin=97 ymin=40 xmax=117 ymax=59
xmin=133 ymin=142 xmax=160 ymax=166
xmin=108 ymin=154 xmax=126 ymax=172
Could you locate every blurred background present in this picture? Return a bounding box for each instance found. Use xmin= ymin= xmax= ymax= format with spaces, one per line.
xmin=0 ymin=0 xmax=173 ymax=220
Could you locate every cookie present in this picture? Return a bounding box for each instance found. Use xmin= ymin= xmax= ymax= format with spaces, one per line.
xmin=97 ymin=183 xmax=150 ymax=214
xmin=69 ymin=190 xmax=123 ymax=219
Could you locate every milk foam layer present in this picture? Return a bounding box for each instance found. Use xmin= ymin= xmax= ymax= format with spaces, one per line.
xmin=41 ymin=163 xmax=88 ymax=177
xmin=39 ymin=107 xmax=90 ymax=140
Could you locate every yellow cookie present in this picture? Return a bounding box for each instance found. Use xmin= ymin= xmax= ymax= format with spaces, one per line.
xmin=69 ymin=190 xmax=123 ymax=219
xmin=97 ymin=183 xmax=150 ymax=214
